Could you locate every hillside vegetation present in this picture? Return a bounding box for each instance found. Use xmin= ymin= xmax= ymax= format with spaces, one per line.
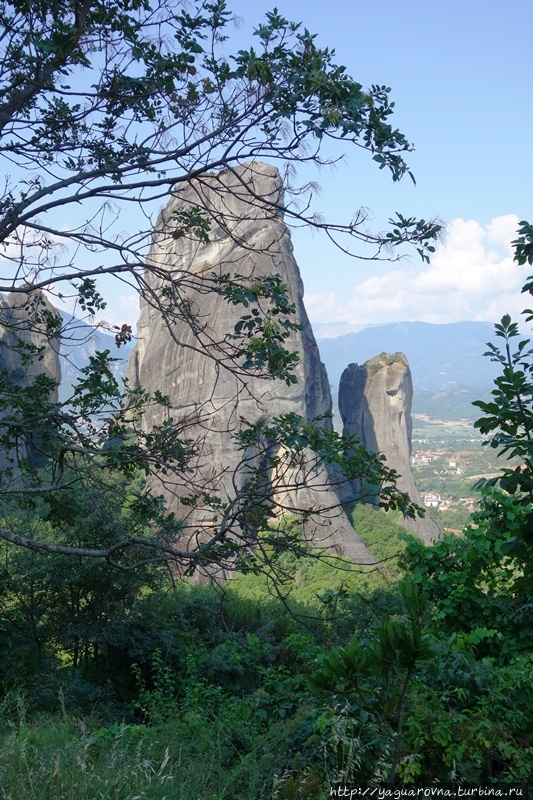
xmin=1 ymin=494 xmax=532 ymax=796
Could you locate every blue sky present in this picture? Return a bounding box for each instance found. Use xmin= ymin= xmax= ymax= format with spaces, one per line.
xmin=76 ymin=1 xmax=533 ymax=333
xmin=224 ymin=0 xmax=533 ymax=332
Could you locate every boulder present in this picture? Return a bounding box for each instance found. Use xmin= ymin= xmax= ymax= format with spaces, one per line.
xmin=338 ymin=353 xmax=441 ymax=543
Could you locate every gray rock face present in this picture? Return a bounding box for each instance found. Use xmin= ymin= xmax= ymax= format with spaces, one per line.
xmin=128 ymin=162 xmax=375 ymax=566
xmin=0 ymin=292 xmax=61 ymax=400
xmin=0 ymin=291 xmax=62 ymax=472
xmin=338 ymin=353 xmax=441 ymax=543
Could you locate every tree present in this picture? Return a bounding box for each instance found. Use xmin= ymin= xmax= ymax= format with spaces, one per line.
xmin=472 ymin=220 xmax=533 ymax=593
xmin=0 ymin=0 xmax=440 ymax=573
xmin=0 ymin=476 xmax=166 ymax=677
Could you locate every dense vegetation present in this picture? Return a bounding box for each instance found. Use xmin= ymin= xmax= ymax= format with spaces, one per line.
xmin=1 ymin=492 xmax=533 ymax=796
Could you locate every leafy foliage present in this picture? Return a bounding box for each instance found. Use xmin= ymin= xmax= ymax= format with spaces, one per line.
xmin=1 ymin=533 xmax=533 ymax=792
xmin=471 ymin=221 xmax=533 ymax=591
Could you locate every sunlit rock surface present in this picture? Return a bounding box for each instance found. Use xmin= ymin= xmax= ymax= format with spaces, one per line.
xmin=128 ymin=162 xmax=375 ymax=567
xmin=339 ymin=353 xmax=441 ymax=543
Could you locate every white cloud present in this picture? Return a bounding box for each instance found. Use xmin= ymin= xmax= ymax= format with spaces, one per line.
xmin=306 ymin=214 xmax=531 ymax=326
xmin=98 ymin=294 xmax=140 ymax=329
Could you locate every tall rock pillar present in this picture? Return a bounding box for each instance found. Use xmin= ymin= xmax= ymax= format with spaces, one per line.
xmin=128 ymin=162 xmax=375 ymax=567
xmin=0 ymin=291 xmax=62 ymax=474
xmin=339 ymin=353 xmax=441 ymax=543
xmin=0 ymin=291 xmax=61 ymax=400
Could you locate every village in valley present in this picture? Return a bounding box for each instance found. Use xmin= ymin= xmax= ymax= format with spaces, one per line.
xmin=409 ymin=413 xmax=514 ymax=532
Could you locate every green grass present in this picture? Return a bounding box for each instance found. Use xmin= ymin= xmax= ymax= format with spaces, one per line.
xmin=0 ymin=699 xmax=298 ymax=800
xmin=229 ymin=547 xmax=380 ymax=612
xmin=0 ymin=712 xmax=174 ymax=800
xmin=350 ymin=503 xmax=408 ymax=578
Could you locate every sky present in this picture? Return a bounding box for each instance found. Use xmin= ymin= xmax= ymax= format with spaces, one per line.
xmin=37 ymin=0 xmax=532 ymax=335
xmin=220 ymin=0 xmax=533 ymax=334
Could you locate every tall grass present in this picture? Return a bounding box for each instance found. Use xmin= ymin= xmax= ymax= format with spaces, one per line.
xmin=0 ymin=693 xmax=316 ymax=800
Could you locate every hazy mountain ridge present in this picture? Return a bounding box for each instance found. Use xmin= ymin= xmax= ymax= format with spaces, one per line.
xmin=316 ymin=321 xmax=499 ymax=391
xmin=56 ymin=318 xmax=501 ymax=421
xmin=58 ymin=313 xmax=133 ymax=400
xmin=316 ymin=321 xmax=500 ymax=420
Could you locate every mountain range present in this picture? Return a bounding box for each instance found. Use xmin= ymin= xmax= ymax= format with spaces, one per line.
xmin=58 ymin=313 xmax=132 ymax=399
xmin=57 ymin=316 xmax=503 ymax=422
xmin=315 ymin=320 xmax=502 ymax=421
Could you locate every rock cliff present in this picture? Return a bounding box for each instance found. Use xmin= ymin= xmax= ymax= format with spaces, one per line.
xmin=128 ymin=162 xmax=375 ymax=567
xmin=0 ymin=291 xmax=62 ymax=472
xmin=338 ymin=353 xmax=441 ymax=543
xmin=0 ymin=291 xmax=61 ymax=400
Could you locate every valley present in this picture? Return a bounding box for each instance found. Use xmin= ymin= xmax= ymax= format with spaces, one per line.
xmin=317 ymin=319 xmax=514 ymax=536
xmin=410 ymin=415 xmax=506 ymax=532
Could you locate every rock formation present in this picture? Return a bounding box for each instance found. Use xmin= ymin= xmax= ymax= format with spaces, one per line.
xmin=0 ymin=291 xmax=61 ymax=399
xmin=127 ymin=162 xmax=375 ymax=568
xmin=338 ymin=353 xmax=441 ymax=543
xmin=0 ymin=291 xmax=62 ymax=472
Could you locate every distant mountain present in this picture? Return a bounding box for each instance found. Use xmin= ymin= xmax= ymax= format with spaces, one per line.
xmin=58 ymin=314 xmax=133 ymax=400
xmin=310 ymin=321 xmax=366 ymax=338
xmin=315 ymin=321 xmax=501 ymax=421
xmin=56 ymin=315 xmax=501 ymax=421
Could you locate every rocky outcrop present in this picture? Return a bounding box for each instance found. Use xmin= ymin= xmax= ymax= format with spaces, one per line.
xmin=0 ymin=291 xmax=62 ymax=472
xmin=0 ymin=291 xmax=61 ymax=400
xmin=338 ymin=353 xmax=441 ymax=543
xmin=128 ymin=162 xmax=375 ymax=567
